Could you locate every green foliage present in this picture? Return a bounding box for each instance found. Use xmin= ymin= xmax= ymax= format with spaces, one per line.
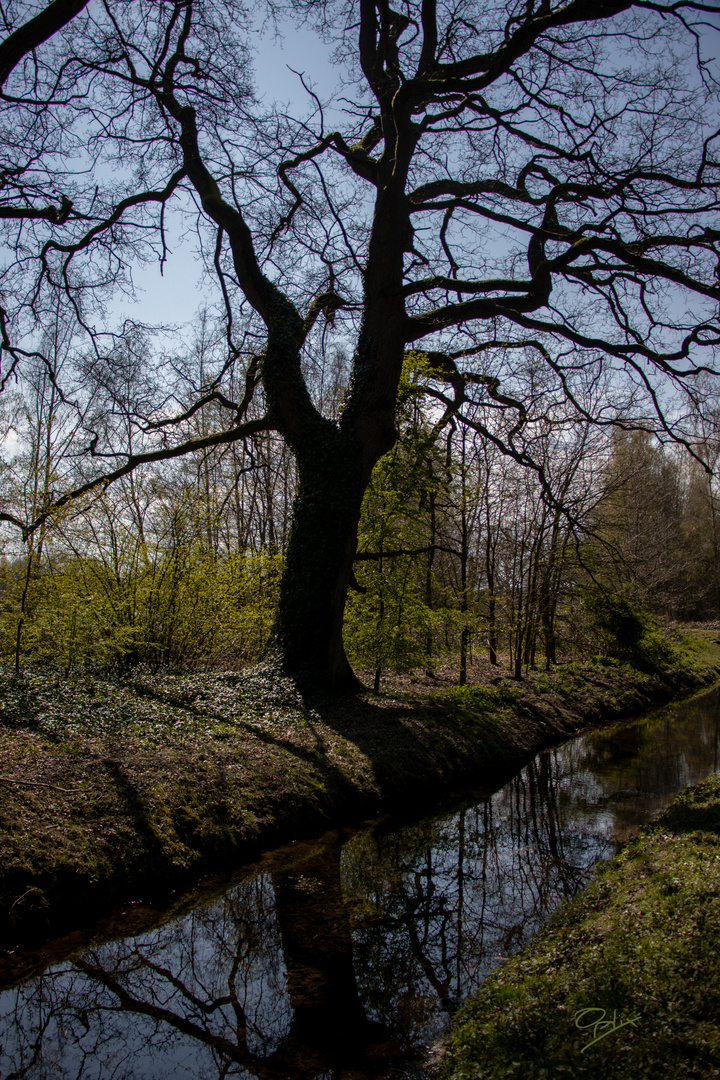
xmin=344 ymin=564 xmax=440 ymax=675
xmin=442 ymin=774 xmax=720 ymax=1080
xmin=582 ymin=589 xmax=677 ymax=674
xmin=437 ymin=682 xmax=521 ymax=711
xmin=343 ymin=373 xmax=456 ymax=677
xmin=0 ymin=542 xmax=282 ymax=670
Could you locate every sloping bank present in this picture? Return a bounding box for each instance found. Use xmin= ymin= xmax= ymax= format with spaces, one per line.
xmin=0 ymin=635 xmax=718 ymax=951
xmin=439 ymin=771 xmax=720 ymax=1080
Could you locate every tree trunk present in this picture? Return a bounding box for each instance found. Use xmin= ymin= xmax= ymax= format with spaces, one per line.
xmin=484 ymin=494 xmax=498 ymax=666
xmin=487 ymin=590 xmax=498 ymax=666
xmin=275 ymin=426 xmax=366 ymax=692
xmin=459 ymin=522 xmax=470 ymax=682
xmin=425 ymin=490 xmax=436 ymax=675
xmin=373 ymin=546 xmax=385 ymax=693
xmin=540 ymin=565 xmax=557 ymax=669
xmin=513 ymin=638 xmax=523 ymax=681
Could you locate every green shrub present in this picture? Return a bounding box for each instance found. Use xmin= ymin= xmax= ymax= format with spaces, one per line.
xmin=0 ymin=546 xmax=282 ymax=670
xmin=582 ymin=590 xmax=676 ymax=674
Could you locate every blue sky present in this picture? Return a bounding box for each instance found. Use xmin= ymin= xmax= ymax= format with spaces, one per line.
xmin=118 ymin=21 xmax=338 ymax=332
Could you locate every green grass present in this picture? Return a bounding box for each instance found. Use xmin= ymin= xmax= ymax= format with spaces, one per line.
xmin=1 ymin=628 xmax=718 ymax=950
xmin=441 ymin=773 xmax=720 ymax=1080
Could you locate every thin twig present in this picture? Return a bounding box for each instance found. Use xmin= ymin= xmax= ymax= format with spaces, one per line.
xmin=0 ymin=776 xmax=75 ymax=794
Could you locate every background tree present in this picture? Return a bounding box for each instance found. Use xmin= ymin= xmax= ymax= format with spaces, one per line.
xmin=346 ymin=360 xmax=453 ymax=688
xmin=0 ymin=0 xmax=718 ymax=690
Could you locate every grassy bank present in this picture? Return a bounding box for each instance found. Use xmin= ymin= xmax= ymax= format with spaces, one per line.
xmin=1 ymin=633 xmax=718 ymax=951
xmin=440 ymin=771 xmax=720 ymax=1080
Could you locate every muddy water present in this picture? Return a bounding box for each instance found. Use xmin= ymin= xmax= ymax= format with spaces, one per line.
xmin=1 ymin=687 xmax=719 ymax=1080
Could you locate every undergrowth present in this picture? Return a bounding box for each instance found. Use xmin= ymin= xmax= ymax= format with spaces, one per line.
xmin=442 ymin=773 xmax=720 ymax=1080
xmin=1 ymin=630 xmax=718 ymax=947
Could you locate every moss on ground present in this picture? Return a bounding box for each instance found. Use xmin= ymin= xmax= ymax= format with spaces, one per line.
xmin=0 ymin=631 xmax=718 ymax=950
xmin=440 ymin=771 xmax=720 ymax=1080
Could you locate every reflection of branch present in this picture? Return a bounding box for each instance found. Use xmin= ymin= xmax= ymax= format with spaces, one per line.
xmin=225 ymin=939 xmax=248 ymax=1044
xmin=140 ymin=955 xmax=240 ymax=1018
xmin=74 ymin=958 xmax=258 ymax=1072
xmin=74 ymin=939 xmax=352 ymax=1080
xmin=406 ymin=910 xmax=457 ymax=1013
xmin=4 ymin=989 xmax=55 ymax=1078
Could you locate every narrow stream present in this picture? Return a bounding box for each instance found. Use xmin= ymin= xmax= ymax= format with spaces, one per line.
xmin=2 ymin=687 xmax=719 ymax=1080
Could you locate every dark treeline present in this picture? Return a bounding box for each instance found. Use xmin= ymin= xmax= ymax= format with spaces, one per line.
xmin=1 ymin=344 xmax=717 ymax=685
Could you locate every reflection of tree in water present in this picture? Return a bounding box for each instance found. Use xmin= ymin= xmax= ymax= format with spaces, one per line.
xmin=550 ymin=687 xmax=720 ymax=840
xmin=2 ymin=872 xmax=289 ymax=1079
xmin=3 ymin=695 xmax=718 ymax=1078
xmin=343 ymin=753 xmax=613 ymax=1044
xmin=0 ymin=839 xmax=399 ymax=1080
xmin=0 ymin=757 xmax=610 ymax=1077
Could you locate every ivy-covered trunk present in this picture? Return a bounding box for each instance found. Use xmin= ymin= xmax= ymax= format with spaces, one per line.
xmin=275 ymin=421 xmax=367 ymax=692
xmin=265 ymin=231 xmax=407 ymax=692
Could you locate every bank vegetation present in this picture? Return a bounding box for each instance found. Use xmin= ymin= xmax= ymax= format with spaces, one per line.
xmin=1 ymin=628 xmax=718 ymax=954
xmin=441 ymin=770 xmax=720 ymax=1080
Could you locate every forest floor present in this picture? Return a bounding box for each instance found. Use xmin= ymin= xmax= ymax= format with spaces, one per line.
xmin=1 ymin=630 xmax=719 ymax=957
xmin=438 ymin=770 xmax=720 ymax=1080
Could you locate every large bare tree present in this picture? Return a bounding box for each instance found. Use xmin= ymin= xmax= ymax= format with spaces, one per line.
xmin=0 ymin=0 xmax=718 ymax=690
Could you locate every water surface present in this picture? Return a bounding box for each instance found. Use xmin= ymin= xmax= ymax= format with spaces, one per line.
xmin=1 ymin=686 xmax=719 ymax=1079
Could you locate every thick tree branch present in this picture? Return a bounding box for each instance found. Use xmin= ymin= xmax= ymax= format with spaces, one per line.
xmin=0 ymin=0 xmax=89 ymax=90
xmin=355 ymin=543 xmax=460 ymax=560
xmin=11 ymin=416 xmax=273 ymax=542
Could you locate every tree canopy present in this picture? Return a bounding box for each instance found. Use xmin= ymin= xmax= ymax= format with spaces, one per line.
xmin=0 ymin=0 xmax=719 ymax=688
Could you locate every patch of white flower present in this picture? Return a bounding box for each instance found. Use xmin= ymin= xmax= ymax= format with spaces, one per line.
xmin=0 ymin=657 xmax=308 ymax=746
